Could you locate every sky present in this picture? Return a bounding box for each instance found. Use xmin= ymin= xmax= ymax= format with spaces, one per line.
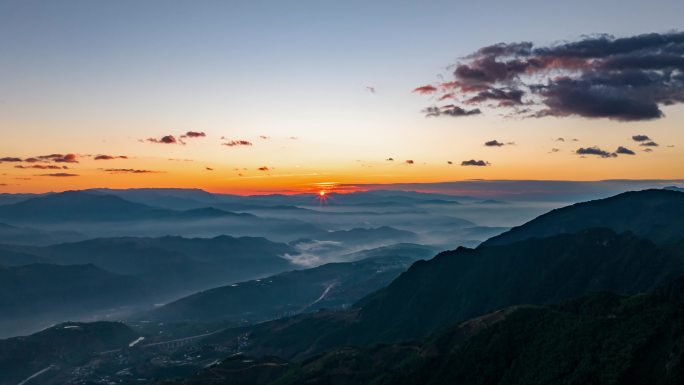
xmin=1 ymin=0 xmax=683 ymax=194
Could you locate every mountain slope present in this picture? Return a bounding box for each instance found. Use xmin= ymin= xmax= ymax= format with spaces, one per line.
xmin=354 ymin=228 xmax=684 ymax=343
xmin=205 ymin=228 xmax=684 ymax=359
xmin=0 ymin=235 xmax=298 ymax=298
xmin=145 ymin=244 xmax=436 ymax=324
xmin=0 ymin=264 xmax=148 ymax=337
xmin=268 ymin=277 xmax=684 ymax=385
xmin=482 ymin=189 xmax=684 ymax=246
xmin=0 ymin=322 xmax=137 ymax=385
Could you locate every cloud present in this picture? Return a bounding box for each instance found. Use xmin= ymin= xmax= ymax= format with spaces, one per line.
xmin=632 ymin=134 xmax=652 ymax=142
xmin=94 ymin=154 xmax=128 ymax=160
xmin=643 ymin=148 xmax=654 ymax=152
xmin=405 ymin=160 xmax=414 ymax=164
xmin=103 ymin=168 xmax=160 ymax=174
xmin=0 ymin=157 xmax=22 ymax=162
xmin=576 ymin=146 xmax=617 ymax=158
xmin=223 ymin=140 xmax=253 ymax=147
xmin=419 ymin=32 xmax=684 ymax=121
xmin=484 ymin=140 xmax=505 ymax=147
xmin=147 ymin=135 xmax=178 ymax=144
xmin=413 ymin=85 xmax=438 ymax=94
xmin=386 ymin=157 xmax=394 ymax=161
xmin=259 ymin=135 xmax=270 ymax=140
xmin=366 ymin=86 xmax=376 ymax=94
xmin=423 ymin=105 xmax=481 ymax=118
xmin=615 ymin=146 xmax=636 ymax=155
xmin=639 ymin=141 xmax=659 ymax=147
xmin=180 ymin=131 xmax=206 ymax=138
xmin=257 ymin=166 xmax=270 ymax=171
xmin=35 ymin=154 xmax=78 ymax=163
xmin=447 ymin=161 xmax=453 ymax=164
xmin=15 ymin=165 xmax=67 ymax=169
xmin=461 ymin=159 xmax=490 ymax=166
xmin=38 ymin=173 xmax=79 ymax=177
xmin=549 ymin=148 xmax=560 ymax=153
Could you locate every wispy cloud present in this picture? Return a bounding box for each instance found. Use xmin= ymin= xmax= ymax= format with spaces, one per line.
xmin=223 ymin=140 xmax=253 ymax=147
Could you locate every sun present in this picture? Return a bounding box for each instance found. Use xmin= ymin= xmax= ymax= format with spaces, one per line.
xmin=319 ymin=190 xmax=326 ymax=197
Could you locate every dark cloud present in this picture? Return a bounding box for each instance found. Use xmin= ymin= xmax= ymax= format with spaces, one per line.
xmin=103 ymin=168 xmax=160 ymax=174
xmin=180 ymin=131 xmax=206 ymax=138
xmin=35 ymin=154 xmax=78 ymax=163
xmin=576 ymin=146 xmax=617 ymax=158
xmin=419 ymin=32 xmax=684 ymax=121
xmin=615 ymin=146 xmax=636 ymax=155
xmin=447 ymin=161 xmax=453 ymax=164
xmin=223 ymin=140 xmax=253 ymax=147
xmin=0 ymin=157 xmax=22 ymax=163
xmin=643 ymin=148 xmax=654 ymax=152
xmin=366 ymin=86 xmax=376 ymax=94
xmin=461 ymin=159 xmax=490 ymax=166
xmin=38 ymin=173 xmax=79 ymax=177
xmin=206 ymin=167 xmax=214 ymax=171
xmin=257 ymin=166 xmax=270 ymax=171
xmin=424 ymin=105 xmax=481 ymax=118
xmin=147 ymin=135 xmax=178 ymax=144
xmin=386 ymin=157 xmax=394 ymax=161
xmin=15 ymin=165 xmax=67 ymax=170
xmin=632 ymin=134 xmax=652 ymax=142
xmin=555 ymin=137 xmax=566 ymax=142
xmin=640 ymin=141 xmax=659 ymax=147
xmin=405 ymin=160 xmax=414 ymax=164
xmin=549 ymin=148 xmax=560 ymax=153
xmin=259 ymin=135 xmax=270 ymax=140
xmin=94 ymin=154 xmax=128 ymax=160
xmin=466 ymin=88 xmax=524 ymax=106
xmin=484 ymin=140 xmax=505 ymax=147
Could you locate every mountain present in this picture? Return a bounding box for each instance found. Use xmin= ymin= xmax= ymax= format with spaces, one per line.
xmin=0 ymin=235 xmax=297 ymax=298
xmin=482 ymin=189 xmax=684 ymax=247
xmin=0 ymin=264 xmax=148 ymax=338
xmin=0 ymin=222 xmax=84 ymax=246
xmin=304 ymin=226 xmax=419 ymax=246
xmin=144 ymin=243 xmax=436 ymax=324
xmin=203 ymin=228 xmax=684 ymax=359
xmin=665 ymin=186 xmax=684 ymax=193
xmin=0 ymin=322 xmax=138 ymax=385
xmin=85 ymin=188 xmax=222 ymax=210
xmin=0 ymin=191 xmax=171 ymax=223
xmin=253 ymin=277 xmax=684 ymax=385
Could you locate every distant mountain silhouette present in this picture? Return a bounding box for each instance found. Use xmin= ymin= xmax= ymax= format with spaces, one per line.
xmin=145 ymin=243 xmax=436 ymax=324
xmin=0 ymin=235 xmax=297 ymax=298
xmin=0 ymin=191 xmax=171 ymax=222
xmin=0 ymin=264 xmax=148 ymax=337
xmin=482 ymin=189 xmax=684 ymax=246
xmin=0 ymin=222 xmax=84 ymax=246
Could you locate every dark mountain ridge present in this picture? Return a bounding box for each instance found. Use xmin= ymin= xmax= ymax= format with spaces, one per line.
xmin=482 ymin=189 xmax=684 ymax=246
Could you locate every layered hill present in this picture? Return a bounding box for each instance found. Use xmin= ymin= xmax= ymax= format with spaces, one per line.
xmin=0 ymin=235 xmax=296 ymax=297
xmin=206 ymin=228 xmax=684 ymax=359
xmin=0 ymin=264 xmax=147 ymax=337
xmin=482 ymin=189 xmax=684 ymax=246
xmin=145 ymin=243 xmax=436 ymax=324
xmin=266 ymin=276 xmax=684 ymax=385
